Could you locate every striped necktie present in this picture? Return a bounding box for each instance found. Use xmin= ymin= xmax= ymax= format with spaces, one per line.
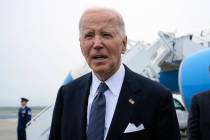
xmin=87 ymin=82 xmax=108 ymax=140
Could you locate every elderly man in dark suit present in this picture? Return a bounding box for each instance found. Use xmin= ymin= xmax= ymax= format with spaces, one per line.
xmin=49 ymin=7 xmax=180 ymax=140
xmin=188 ymin=90 xmax=210 ymax=140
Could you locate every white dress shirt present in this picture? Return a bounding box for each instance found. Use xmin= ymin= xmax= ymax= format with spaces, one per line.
xmin=87 ymin=64 xmax=125 ymax=140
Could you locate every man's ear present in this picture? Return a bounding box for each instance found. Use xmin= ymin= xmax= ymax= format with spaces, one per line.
xmin=121 ymin=36 xmax=127 ymax=54
xmin=79 ymin=37 xmax=85 ymax=56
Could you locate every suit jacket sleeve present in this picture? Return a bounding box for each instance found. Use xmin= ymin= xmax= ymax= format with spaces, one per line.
xmin=188 ymin=95 xmax=200 ymax=140
xmin=49 ymin=86 xmax=64 ymax=140
xmin=154 ymin=90 xmax=181 ymax=140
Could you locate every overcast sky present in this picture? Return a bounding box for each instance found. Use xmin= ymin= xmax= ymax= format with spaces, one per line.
xmin=0 ymin=0 xmax=209 ymax=106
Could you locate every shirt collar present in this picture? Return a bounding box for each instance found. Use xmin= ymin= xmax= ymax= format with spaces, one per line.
xmin=91 ymin=64 xmax=125 ymax=97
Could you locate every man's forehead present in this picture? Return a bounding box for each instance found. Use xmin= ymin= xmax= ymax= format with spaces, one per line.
xmin=80 ymin=21 xmax=119 ymax=35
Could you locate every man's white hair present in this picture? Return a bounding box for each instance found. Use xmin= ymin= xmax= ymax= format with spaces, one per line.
xmin=79 ymin=7 xmax=126 ymax=37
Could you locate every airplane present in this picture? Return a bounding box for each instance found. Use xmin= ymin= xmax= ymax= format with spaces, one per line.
xmin=179 ymin=48 xmax=210 ymax=111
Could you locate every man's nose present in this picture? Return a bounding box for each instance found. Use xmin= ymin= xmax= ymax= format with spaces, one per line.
xmin=93 ymin=36 xmax=103 ymax=49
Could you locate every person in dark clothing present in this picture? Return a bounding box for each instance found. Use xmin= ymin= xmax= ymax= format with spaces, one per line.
xmin=17 ymin=97 xmax=32 ymax=140
xmin=188 ymin=90 xmax=210 ymax=140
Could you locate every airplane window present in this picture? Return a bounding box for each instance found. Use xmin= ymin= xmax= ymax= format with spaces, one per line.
xmin=173 ymin=99 xmax=185 ymax=111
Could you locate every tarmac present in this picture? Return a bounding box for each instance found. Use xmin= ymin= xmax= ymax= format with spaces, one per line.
xmin=0 ymin=119 xmax=188 ymax=140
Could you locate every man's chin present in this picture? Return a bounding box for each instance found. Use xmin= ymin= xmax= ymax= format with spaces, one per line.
xmin=92 ymin=67 xmax=108 ymax=75
xmin=91 ymin=66 xmax=111 ymax=80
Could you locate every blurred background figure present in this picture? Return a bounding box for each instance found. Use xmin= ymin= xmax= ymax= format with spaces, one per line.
xmin=17 ymin=98 xmax=32 ymax=140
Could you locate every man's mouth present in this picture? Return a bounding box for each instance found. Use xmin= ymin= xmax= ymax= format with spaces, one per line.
xmin=92 ymin=55 xmax=108 ymax=60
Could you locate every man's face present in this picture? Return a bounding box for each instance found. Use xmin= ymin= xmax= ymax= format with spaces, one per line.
xmin=79 ymin=11 xmax=127 ymax=80
xmin=21 ymin=101 xmax=27 ymax=107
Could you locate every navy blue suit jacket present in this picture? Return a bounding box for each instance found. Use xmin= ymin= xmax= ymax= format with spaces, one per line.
xmin=49 ymin=66 xmax=180 ymax=140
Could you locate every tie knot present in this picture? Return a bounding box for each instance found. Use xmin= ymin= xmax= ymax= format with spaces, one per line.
xmin=97 ymin=82 xmax=108 ymax=93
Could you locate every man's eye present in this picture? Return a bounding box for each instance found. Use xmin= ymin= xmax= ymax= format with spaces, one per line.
xmin=103 ymin=33 xmax=112 ymax=38
xmin=84 ymin=33 xmax=94 ymax=39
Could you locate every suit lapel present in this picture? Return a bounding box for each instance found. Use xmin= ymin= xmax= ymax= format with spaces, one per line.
xmin=75 ymin=73 xmax=92 ymax=140
xmin=106 ymin=66 xmax=142 ymax=140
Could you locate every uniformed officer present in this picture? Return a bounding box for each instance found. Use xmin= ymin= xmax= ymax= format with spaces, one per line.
xmin=17 ymin=97 xmax=32 ymax=140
